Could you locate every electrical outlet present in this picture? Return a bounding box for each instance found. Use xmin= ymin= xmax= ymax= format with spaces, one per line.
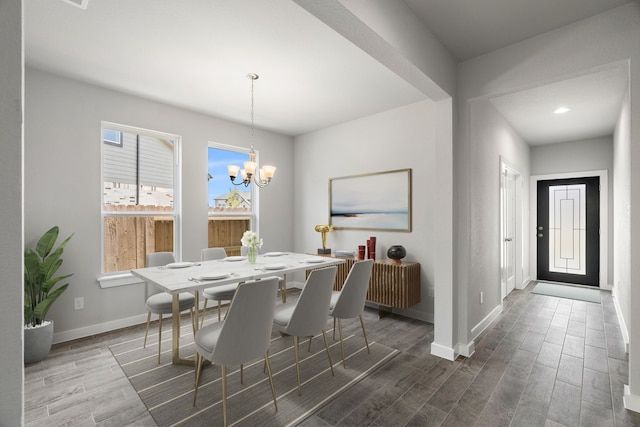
xmin=74 ymin=297 xmax=84 ymax=310
xmin=480 ymin=291 xmax=484 ymax=304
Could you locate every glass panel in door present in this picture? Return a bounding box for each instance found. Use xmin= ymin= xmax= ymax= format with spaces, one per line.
xmin=548 ymin=184 xmax=586 ymax=275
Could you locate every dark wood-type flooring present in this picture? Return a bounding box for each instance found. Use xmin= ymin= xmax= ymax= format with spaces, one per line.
xmin=25 ymin=283 xmax=640 ymax=426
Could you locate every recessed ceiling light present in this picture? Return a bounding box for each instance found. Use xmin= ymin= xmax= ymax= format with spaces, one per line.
xmin=553 ymin=106 xmax=571 ymax=114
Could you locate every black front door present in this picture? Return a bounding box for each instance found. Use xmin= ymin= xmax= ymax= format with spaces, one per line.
xmin=537 ymin=177 xmax=600 ymax=286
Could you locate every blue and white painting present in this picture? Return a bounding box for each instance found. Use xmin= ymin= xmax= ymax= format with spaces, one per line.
xmin=330 ymin=169 xmax=411 ymax=231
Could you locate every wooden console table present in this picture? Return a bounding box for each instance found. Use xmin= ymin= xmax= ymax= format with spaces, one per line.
xmin=311 ymin=257 xmax=421 ymax=316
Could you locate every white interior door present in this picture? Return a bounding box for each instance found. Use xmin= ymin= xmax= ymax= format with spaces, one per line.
xmin=501 ymin=165 xmax=518 ymax=298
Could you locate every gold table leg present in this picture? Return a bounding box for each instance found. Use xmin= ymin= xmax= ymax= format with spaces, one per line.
xmin=171 ymin=292 xmax=199 ymax=366
xmin=281 ymin=273 xmax=287 ymax=303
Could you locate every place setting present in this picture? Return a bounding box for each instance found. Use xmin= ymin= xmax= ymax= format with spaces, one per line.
xmin=187 ymin=272 xmax=235 ymax=283
xmin=254 ymin=262 xmax=288 ymax=271
xmin=263 ymin=251 xmax=288 ymax=257
xmin=299 ymin=257 xmax=325 ymax=264
xmin=158 ymin=261 xmax=201 ymax=269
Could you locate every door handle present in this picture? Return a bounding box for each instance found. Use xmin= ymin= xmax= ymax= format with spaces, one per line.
xmin=504 ymin=238 xmax=513 ymax=242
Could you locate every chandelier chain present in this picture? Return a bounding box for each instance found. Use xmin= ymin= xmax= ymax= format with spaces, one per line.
xmin=249 ymin=73 xmax=257 ymax=146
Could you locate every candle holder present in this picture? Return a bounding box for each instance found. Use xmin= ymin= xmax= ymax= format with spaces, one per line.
xmin=315 ymin=224 xmax=334 ymax=255
xmin=358 ymin=245 xmax=366 ymax=260
xmin=368 ymin=237 xmax=376 ymax=260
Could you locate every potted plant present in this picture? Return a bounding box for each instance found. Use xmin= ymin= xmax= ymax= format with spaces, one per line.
xmin=24 ymin=226 xmax=73 ymax=364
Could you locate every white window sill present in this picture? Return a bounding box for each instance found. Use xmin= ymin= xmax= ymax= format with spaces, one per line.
xmin=98 ymin=273 xmax=145 ymax=288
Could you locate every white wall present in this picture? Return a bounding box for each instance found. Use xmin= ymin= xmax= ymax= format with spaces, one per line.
xmin=457 ymin=3 xmax=640 ymax=408
xmin=613 ymin=88 xmax=631 ymax=347
xmin=295 ymin=0 xmax=456 ymax=358
xmin=0 ymin=0 xmax=24 ymax=424
xmin=24 ymin=68 xmax=294 ymax=342
xmin=293 ymin=100 xmax=436 ymax=322
xmin=462 ymin=99 xmax=530 ymax=349
xmin=531 ymin=136 xmax=613 ymax=176
xmin=531 ymin=136 xmax=614 ymax=285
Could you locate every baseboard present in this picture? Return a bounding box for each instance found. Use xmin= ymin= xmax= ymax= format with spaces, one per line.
xmin=518 ymin=276 xmax=532 ymax=290
xmin=600 ymin=282 xmax=613 ymax=291
xmin=612 ymin=290 xmax=630 ymax=353
xmin=430 ymin=342 xmax=457 ymax=361
xmin=288 ymin=280 xmax=305 ymax=289
xmin=53 ymin=280 xmax=315 ymax=344
xmin=455 ymin=304 xmax=501 ymax=358
xmin=471 ymin=304 xmax=503 ymax=340
xmin=457 ymin=341 xmax=475 ymax=358
xmin=394 ymin=307 xmax=434 ymax=323
xmin=53 ymin=313 xmax=149 ymax=344
xmin=624 ymin=385 xmax=640 ymax=413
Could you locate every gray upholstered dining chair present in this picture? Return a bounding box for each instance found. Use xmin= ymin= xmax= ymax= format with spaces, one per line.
xmin=143 ymin=252 xmax=196 ymax=363
xmin=200 ymin=247 xmax=238 ymax=326
xmin=329 ymin=259 xmax=374 ymax=368
xmin=193 ymin=277 xmax=279 ymax=427
xmin=272 ymin=266 xmax=337 ymax=395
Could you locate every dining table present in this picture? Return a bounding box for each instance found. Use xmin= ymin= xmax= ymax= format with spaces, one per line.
xmin=131 ymin=251 xmax=346 ymax=366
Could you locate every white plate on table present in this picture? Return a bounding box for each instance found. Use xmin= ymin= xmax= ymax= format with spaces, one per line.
xmin=263 ymin=263 xmax=287 ymax=270
xmin=165 ymin=262 xmax=193 ymax=269
xmin=264 ymin=252 xmax=286 ymax=257
xmin=198 ymin=272 xmax=230 ymax=280
xmin=302 ymin=258 xmax=324 ymax=263
xmin=224 ymin=256 xmax=246 ymax=262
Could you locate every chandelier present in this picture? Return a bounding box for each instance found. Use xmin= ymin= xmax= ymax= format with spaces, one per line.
xmin=227 ymin=73 xmax=276 ymax=188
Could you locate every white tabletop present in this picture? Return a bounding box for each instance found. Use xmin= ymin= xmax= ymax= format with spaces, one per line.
xmin=131 ymin=252 xmax=345 ymax=294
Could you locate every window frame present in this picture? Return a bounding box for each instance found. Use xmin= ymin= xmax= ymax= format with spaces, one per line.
xmin=208 ymin=141 xmax=259 ymax=236
xmin=98 ymin=121 xmax=182 ymax=287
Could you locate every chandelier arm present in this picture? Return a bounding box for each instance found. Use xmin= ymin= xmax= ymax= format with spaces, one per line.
xmin=229 ymin=176 xmax=251 ymax=187
xmin=251 ymin=174 xmax=271 ymax=188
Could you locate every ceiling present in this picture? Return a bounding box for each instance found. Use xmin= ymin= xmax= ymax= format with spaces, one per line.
xmin=404 ymin=0 xmax=631 ymax=62
xmin=490 ymin=65 xmax=629 ymax=145
xmin=25 ymin=0 xmax=425 ymax=136
xmin=25 ymin=0 xmax=631 ymax=142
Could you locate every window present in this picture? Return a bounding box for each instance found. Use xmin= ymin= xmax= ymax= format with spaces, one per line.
xmin=103 ymin=129 xmax=123 ymax=146
xmin=207 ymin=143 xmax=255 ymax=255
xmin=101 ymin=122 xmax=181 ymax=274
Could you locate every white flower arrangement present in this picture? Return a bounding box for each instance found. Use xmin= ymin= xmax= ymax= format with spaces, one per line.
xmin=241 ymin=230 xmax=263 ymax=249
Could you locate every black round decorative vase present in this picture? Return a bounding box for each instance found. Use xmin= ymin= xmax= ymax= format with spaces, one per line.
xmin=387 ymin=245 xmax=406 ymax=265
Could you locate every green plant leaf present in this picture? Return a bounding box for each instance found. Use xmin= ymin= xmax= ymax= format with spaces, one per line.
xmin=41 ymin=274 xmax=73 ymax=295
xmin=24 ymin=249 xmax=41 ymax=283
xmin=40 ymin=248 xmax=63 ymax=281
xmin=32 ymin=283 xmax=69 ymax=322
xmin=35 ymin=226 xmax=59 ymax=259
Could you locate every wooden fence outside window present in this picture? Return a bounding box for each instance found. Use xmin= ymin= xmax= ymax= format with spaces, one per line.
xmin=104 ymin=205 xmax=249 ymax=272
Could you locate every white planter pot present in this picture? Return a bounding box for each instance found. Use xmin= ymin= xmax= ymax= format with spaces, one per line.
xmin=24 ymin=320 xmax=54 ymax=364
